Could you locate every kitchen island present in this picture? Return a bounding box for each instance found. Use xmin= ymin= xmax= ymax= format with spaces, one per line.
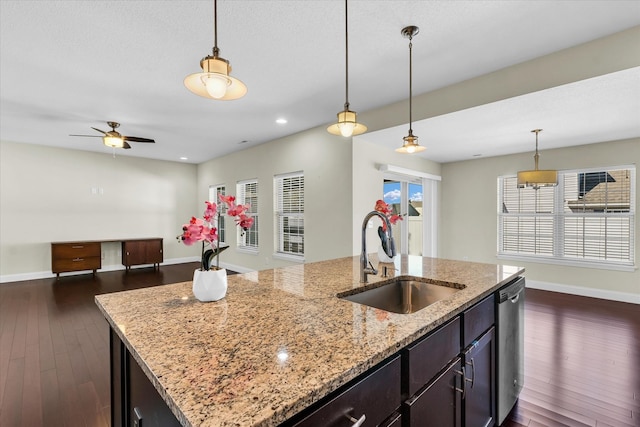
xmin=95 ymin=255 xmax=524 ymax=427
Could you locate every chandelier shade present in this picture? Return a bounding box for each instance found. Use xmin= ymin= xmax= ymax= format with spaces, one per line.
xmin=517 ymin=129 xmax=558 ymax=189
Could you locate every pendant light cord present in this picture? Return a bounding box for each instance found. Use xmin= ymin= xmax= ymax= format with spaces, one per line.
xmin=408 ymin=35 xmax=413 ymax=135
xmin=213 ymin=0 xmax=219 ymax=56
xmin=344 ymin=0 xmax=350 ymax=110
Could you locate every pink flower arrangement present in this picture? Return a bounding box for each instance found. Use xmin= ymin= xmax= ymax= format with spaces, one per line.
xmin=178 ymin=195 xmax=254 ymax=270
xmin=374 ymin=199 xmax=403 ymax=231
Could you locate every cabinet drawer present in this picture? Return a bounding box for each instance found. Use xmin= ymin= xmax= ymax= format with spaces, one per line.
xmin=292 ymin=355 xmax=401 ymax=427
xmin=52 ymin=256 xmax=101 ymax=273
xmin=52 ymin=242 xmax=100 ymax=258
xmin=405 ymin=317 xmax=460 ymax=397
xmin=462 ymin=294 xmax=495 ymax=348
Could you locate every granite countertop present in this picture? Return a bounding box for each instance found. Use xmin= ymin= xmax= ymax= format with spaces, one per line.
xmin=95 ymin=255 xmax=524 ymax=427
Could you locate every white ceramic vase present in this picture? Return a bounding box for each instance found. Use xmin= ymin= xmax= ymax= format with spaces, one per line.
xmin=377 ymin=245 xmax=395 ymax=263
xmin=192 ymin=268 xmax=228 ymax=302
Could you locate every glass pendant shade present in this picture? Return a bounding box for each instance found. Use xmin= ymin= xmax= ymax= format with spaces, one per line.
xmin=327 ymin=110 xmax=367 ymax=137
xmin=517 ymin=129 xmax=558 ymax=189
xmin=184 ymin=0 xmax=246 ymax=101
xmin=103 ymin=135 xmax=124 ymax=148
xmin=395 ymin=133 xmax=425 ymax=154
xmin=184 ymin=56 xmax=246 ymax=100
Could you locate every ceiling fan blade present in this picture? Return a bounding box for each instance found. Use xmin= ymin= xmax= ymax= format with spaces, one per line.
xmin=123 ymin=141 xmax=132 ymax=149
xmin=123 ymin=136 xmax=155 ymax=143
xmin=91 ymin=127 xmax=107 ymax=135
xmin=69 ymin=134 xmax=102 ymax=138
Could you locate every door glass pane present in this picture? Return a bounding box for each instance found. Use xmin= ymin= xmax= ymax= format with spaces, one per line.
xmin=408 ymin=182 xmax=423 ymax=256
xmin=383 ymin=180 xmax=423 ymax=256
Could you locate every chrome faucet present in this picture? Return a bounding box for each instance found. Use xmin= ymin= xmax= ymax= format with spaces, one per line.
xmin=361 ymin=211 xmax=396 ymax=283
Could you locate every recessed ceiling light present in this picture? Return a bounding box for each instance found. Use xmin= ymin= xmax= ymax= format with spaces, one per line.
xmin=180 ymin=156 xmax=188 ymax=160
xmin=276 ymin=118 xmax=287 ymax=124
xmin=473 ymin=154 xmax=482 ymax=157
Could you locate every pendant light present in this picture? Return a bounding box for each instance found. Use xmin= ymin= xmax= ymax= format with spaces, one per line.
xmin=327 ymin=0 xmax=367 ymax=137
xmin=184 ymin=0 xmax=247 ymax=100
xmin=396 ymin=26 xmax=425 ymax=154
xmin=517 ymin=129 xmax=558 ymax=189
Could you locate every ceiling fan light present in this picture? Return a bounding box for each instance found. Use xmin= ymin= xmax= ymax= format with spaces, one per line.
xmin=103 ymin=135 xmax=124 ymax=148
xmin=396 ymin=134 xmax=425 ymax=154
xmin=327 ymin=109 xmax=367 ymax=137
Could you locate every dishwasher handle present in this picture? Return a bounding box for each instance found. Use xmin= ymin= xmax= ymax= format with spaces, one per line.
xmin=498 ymin=277 xmax=525 ymax=303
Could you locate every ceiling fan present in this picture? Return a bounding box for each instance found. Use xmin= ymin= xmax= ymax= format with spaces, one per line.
xmin=70 ymin=121 xmax=155 ymax=149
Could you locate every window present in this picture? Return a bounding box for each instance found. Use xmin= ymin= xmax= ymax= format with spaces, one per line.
xmin=237 ymin=179 xmax=258 ymax=251
xmin=498 ymin=166 xmax=635 ymax=270
xmin=209 ymin=184 xmax=226 ymax=243
xmin=275 ymin=172 xmax=304 ymax=259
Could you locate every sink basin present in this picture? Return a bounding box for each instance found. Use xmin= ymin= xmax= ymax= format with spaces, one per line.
xmin=339 ymin=277 xmax=463 ymax=314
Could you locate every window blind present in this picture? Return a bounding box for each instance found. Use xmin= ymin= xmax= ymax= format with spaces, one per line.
xmin=209 ymin=184 xmax=226 ymax=242
xmin=498 ymin=166 xmax=635 ymax=268
xmin=275 ymin=172 xmax=304 ymax=256
xmin=237 ymin=179 xmax=259 ymax=249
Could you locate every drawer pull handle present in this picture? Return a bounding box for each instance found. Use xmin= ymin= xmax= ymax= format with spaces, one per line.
xmin=73 ymin=258 xmax=84 ymax=262
xmin=72 ymin=245 xmax=84 ymax=249
xmin=466 ymin=358 xmax=476 ymax=389
xmin=346 ymin=414 xmax=366 ymax=427
xmin=455 ymin=366 xmax=466 ymax=399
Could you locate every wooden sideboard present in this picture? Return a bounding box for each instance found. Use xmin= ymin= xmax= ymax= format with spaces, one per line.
xmin=51 ymin=238 xmax=163 ymax=279
xmin=122 ymin=238 xmax=163 ymax=272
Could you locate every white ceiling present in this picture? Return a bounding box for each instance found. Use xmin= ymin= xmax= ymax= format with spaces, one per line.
xmin=1 ymin=1 xmax=639 ymax=164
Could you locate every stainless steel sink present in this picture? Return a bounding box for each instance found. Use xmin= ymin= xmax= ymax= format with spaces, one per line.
xmin=338 ymin=277 xmax=463 ymax=314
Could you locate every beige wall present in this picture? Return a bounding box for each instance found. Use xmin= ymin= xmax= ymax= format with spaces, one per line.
xmin=197 ymin=126 xmax=353 ymax=271
xmin=440 ymin=138 xmax=640 ymax=296
xmin=0 ymin=141 xmax=199 ymax=279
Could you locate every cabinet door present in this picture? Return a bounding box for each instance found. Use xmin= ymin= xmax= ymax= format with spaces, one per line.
xmin=122 ymin=241 xmax=146 ymax=266
xmin=146 ymin=239 xmax=163 ymax=263
xmin=404 ymin=357 xmax=462 ymax=427
xmin=462 ymin=327 xmax=495 ymax=427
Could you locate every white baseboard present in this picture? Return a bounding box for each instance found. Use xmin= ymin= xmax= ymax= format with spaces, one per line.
xmin=0 ymin=256 xmax=201 ymax=284
xmin=526 ymin=279 xmax=640 ymax=304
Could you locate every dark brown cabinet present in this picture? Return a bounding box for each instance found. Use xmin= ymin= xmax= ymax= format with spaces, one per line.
xmin=110 ymin=330 xmax=181 ymax=427
xmin=405 ymin=358 xmax=463 ymax=427
xmin=291 ymin=355 xmax=401 ymax=427
xmin=122 ymin=238 xmax=163 ymax=271
xmin=402 ymin=294 xmax=497 ymax=427
xmin=462 ymin=327 xmax=495 ymax=427
xmin=108 ymin=292 xmax=500 ymax=427
xmin=51 ymin=241 xmax=101 ymax=279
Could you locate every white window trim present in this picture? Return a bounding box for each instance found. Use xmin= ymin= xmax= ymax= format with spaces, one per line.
xmin=497 ymin=165 xmax=635 ymax=271
xmin=209 ymin=184 xmax=226 ymax=243
xmin=274 ymin=171 xmax=305 ymax=260
xmin=382 ymin=168 xmax=440 ymax=258
xmin=236 ymin=179 xmax=259 ymax=253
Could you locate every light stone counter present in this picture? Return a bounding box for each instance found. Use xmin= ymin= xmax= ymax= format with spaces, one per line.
xmin=95 ymin=255 xmax=524 ymax=427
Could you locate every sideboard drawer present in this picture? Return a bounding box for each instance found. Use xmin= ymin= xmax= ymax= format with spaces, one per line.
xmin=52 ymin=242 xmax=101 ymax=258
xmin=51 ymin=242 xmax=101 ymax=277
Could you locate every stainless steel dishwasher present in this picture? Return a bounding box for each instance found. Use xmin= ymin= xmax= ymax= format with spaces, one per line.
xmin=495 ymin=276 xmax=525 ymax=425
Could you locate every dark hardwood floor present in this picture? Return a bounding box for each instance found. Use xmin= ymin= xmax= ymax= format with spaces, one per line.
xmin=1 ymin=265 xmax=638 ymax=426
